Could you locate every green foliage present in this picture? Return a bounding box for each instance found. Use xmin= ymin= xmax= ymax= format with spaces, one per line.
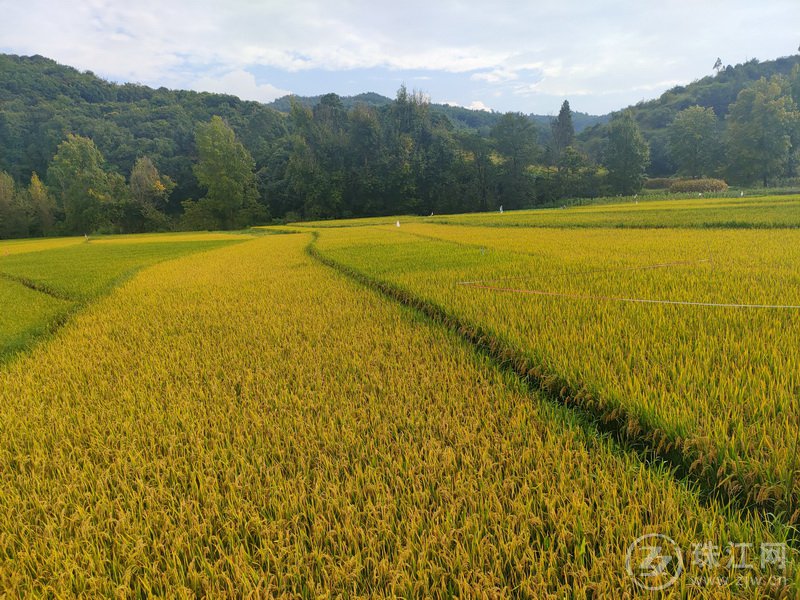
xmin=579 ymin=54 xmax=800 ymax=175
xmin=668 ymin=105 xmax=720 ymax=177
xmin=550 ymin=100 xmax=575 ymax=161
xmin=604 ymin=111 xmax=650 ymax=195
xmin=187 ymin=116 xmax=261 ymax=229
xmin=129 ymin=157 xmax=174 ymax=208
xmin=3 ymin=53 xmax=800 ymax=238
xmin=725 ymin=76 xmax=799 ymax=186
xmin=0 ymin=54 xmax=288 ymax=213
xmin=46 ymin=134 xmax=119 ymax=234
xmin=0 ymin=171 xmax=58 ymax=238
xmin=111 ymin=157 xmax=177 ymax=233
xmin=26 ymin=173 xmax=56 ymax=236
xmin=491 ymin=112 xmax=539 ymax=208
xmin=0 ymin=171 xmax=26 ymax=238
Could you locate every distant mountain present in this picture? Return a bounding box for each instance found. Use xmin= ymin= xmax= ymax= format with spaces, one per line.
xmin=267 ymin=92 xmax=607 ymax=136
xmin=0 ymin=53 xmax=605 ymax=194
xmin=267 ymin=92 xmax=393 ymax=113
xmin=4 ymin=50 xmax=797 ymax=201
xmin=578 ymin=54 xmax=800 ymax=175
xmin=0 ymin=53 xmax=288 ymax=207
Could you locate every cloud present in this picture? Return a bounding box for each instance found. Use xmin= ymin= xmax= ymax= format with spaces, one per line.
xmin=2 ymin=0 xmax=798 ymax=114
xmin=471 ymin=69 xmax=518 ymax=84
xmin=191 ymin=70 xmax=291 ymax=103
xmin=467 ymin=101 xmax=492 ymax=111
xmin=441 ymin=100 xmax=493 ymax=112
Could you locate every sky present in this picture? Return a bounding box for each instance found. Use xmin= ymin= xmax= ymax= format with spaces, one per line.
xmin=1 ymin=1 xmax=798 ymax=115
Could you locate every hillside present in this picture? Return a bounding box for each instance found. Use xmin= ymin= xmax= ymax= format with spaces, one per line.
xmin=2 ymin=51 xmax=798 ymax=239
xmin=0 ymin=53 xmax=602 ymax=209
xmin=579 ymin=54 xmax=800 ymax=174
xmin=268 ymin=92 xmax=607 ymax=135
xmin=0 ymin=54 xmax=289 ymax=208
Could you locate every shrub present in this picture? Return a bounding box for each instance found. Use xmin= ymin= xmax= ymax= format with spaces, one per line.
xmin=669 ymin=178 xmax=728 ymax=193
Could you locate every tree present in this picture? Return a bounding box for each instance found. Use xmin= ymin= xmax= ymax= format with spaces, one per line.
xmin=0 ymin=171 xmax=26 ymax=238
xmin=491 ymin=112 xmax=538 ymax=208
xmin=26 ymin=172 xmax=56 ymax=236
xmin=46 ymin=134 xmax=117 ymax=234
xmin=129 ymin=157 xmax=174 ymax=208
xmin=556 ymin=146 xmax=594 ymax=199
xmin=188 ymin=116 xmax=261 ymax=229
xmin=668 ymin=106 xmax=719 ymax=177
xmin=605 ymin=111 xmax=650 ymax=195
xmin=713 ymin=58 xmax=723 ymax=74
xmin=550 ymin=100 xmax=575 ymax=161
xmin=114 ymin=157 xmax=176 ymax=233
xmin=458 ymin=132 xmax=495 ymax=212
xmin=725 ymin=76 xmax=799 ymax=186
xmin=346 ymin=104 xmax=383 ymax=215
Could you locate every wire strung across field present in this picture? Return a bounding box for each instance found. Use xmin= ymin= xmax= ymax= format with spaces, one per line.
xmin=456 ymin=258 xmax=713 ymax=286
xmin=456 ymin=258 xmax=800 ymax=309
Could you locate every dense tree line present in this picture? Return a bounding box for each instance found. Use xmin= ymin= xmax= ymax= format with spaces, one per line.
xmin=580 ymin=55 xmax=800 ymax=178
xmin=1 ymin=54 xmax=800 ymax=238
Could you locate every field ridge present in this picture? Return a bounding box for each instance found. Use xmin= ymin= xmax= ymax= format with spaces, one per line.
xmin=0 ymin=236 xmax=247 ymax=366
xmin=307 ymin=231 xmax=800 ymax=534
xmin=0 ymin=271 xmax=75 ymax=301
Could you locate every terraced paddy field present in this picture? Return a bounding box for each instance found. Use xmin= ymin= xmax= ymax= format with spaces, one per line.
xmin=0 ymin=233 xmax=247 ymax=362
xmin=2 ymin=196 xmax=800 ymax=595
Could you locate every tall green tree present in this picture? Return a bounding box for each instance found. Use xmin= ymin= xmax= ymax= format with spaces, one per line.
xmin=668 ymin=106 xmax=719 ymax=177
xmin=46 ymin=134 xmax=118 ymax=234
xmin=457 ymin=132 xmax=496 ymax=212
xmin=345 ymin=104 xmax=382 ymax=215
xmin=550 ymin=100 xmax=575 ymax=161
xmin=605 ymin=111 xmax=650 ymax=195
xmin=491 ymin=112 xmax=538 ymax=208
xmin=187 ymin=116 xmax=261 ymax=229
xmin=725 ymin=76 xmax=799 ymax=186
xmin=25 ymin=172 xmax=56 ymax=236
xmin=0 ymin=170 xmax=26 ymax=238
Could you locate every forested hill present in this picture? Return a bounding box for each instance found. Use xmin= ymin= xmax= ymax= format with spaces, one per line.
xmin=1 ymin=52 xmax=798 ymax=239
xmin=0 ymin=53 xmax=600 ymax=211
xmin=267 ymin=93 xmax=606 ymax=134
xmin=0 ymin=54 xmax=288 ymax=207
xmin=579 ymin=54 xmax=800 ymax=174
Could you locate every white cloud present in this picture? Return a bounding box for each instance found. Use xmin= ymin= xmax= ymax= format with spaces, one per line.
xmin=441 ymin=100 xmax=494 ymax=112
xmin=467 ymin=101 xmax=492 ymax=111
xmin=2 ymin=0 xmax=798 ymax=114
xmin=471 ymin=69 xmax=518 ymax=84
xmin=191 ymin=70 xmax=291 ymax=103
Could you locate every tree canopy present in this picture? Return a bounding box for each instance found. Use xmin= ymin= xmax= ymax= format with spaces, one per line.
xmin=668 ymin=106 xmax=719 ymax=178
xmin=605 ymin=111 xmax=650 ymax=195
xmin=2 ymin=52 xmax=800 ymax=239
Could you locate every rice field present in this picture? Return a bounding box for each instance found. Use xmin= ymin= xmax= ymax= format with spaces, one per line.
xmin=0 ymin=233 xmax=246 ymax=362
xmin=427 ymin=195 xmax=800 ymax=229
xmin=294 ymin=194 xmax=800 ymax=230
xmin=2 ymin=196 xmax=800 ymax=595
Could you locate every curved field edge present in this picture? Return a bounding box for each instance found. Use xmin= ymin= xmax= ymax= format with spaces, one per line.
xmin=289 ymin=195 xmax=800 ymax=230
xmin=307 ymin=231 xmax=800 ymax=531
xmin=0 ymin=232 xmax=794 ymax=595
xmin=0 ymin=235 xmax=249 ymax=366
